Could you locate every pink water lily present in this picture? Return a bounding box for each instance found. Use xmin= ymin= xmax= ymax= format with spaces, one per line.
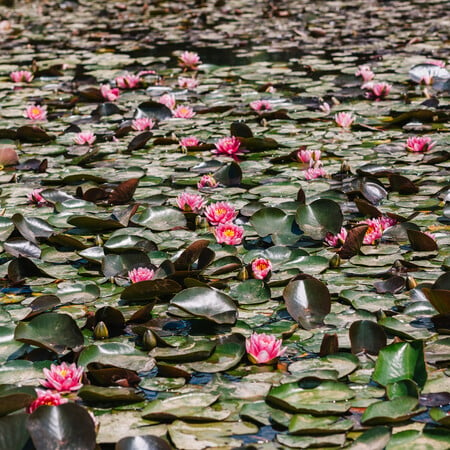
xmin=425 ymin=59 xmax=446 ymax=68
xmin=319 ymin=102 xmax=331 ymax=114
xmin=212 ymin=136 xmax=243 ymax=157
xmin=178 ymin=76 xmax=199 ymax=89
xmin=304 ymin=167 xmax=327 ymax=180
xmin=180 ymin=136 xmax=200 ymax=147
xmin=128 ymin=267 xmax=155 ymax=283
xmin=250 ymin=100 xmax=272 ymax=112
xmin=74 ymin=131 xmax=96 ymax=145
xmin=27 ymin=389 xmax=68 ymax=414
xmin=41 ymin=362 xmax=84 ymax=392
xmin=158 ymin=93 xmax=176 ymax=110
xmin=132 ymin=117 xmax=155 ymax=131
xmin=363 ymin=82 xmax=391 ymax=100
xmin=27 ymin=188 xmax=46 ymax=206
xmin=334 ymin=112 xmax=355 ymax=129
xmin=197 ymin=174 xmax=219 ymax=190
xmin=100 ymin=84 xmax=120 ymax=101
xmin=179 ymin=51 xmax=201 ymax=70
xmin=213 ymin=222 xmax=244 ymax=245
xmin=297 ymin=149 xmax=321 ymax=165
xmin=355 ymin=65 xmax=375 ymax=82
xmin=172 ymin=105 xmax=195 ymax=119
xmin=10 ymin=70 xmax=33 ymax=83
xmin=115 ymin=73 xmax=141 ymax=89
xmin=405 ymin=136 xmax=436 ymax=153
xmin=324 ymin=227 xmax=348 ymax=248
xmin=25 ymin=104 xmax=47 ymax=121
xmin=359 ymin=218 xmax=384 ymax=245
xmin=251 ymin=258 xmax=272 ymax=280
xmin=246 ymin=333 xmax=286 ymax=364
xmin=204 ymin=201 xmax=237 ymax=225
xmin=176 ymin=192 xmax=205 ymax=213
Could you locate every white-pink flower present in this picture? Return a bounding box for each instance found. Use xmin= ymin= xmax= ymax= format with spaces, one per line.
xmin=100 ymin=84 xmax=120 ymax=102
xmin=249 ymin=100 xmax=272 ymax=112
xmin=24 ymin=104 xmax=47 ymax=121
xmin=158 ymin=93 xmax=176 ymax=110
xmin=304 ymin=167 xmax=327 ymax=180
xmin=405 ymin=136 xmax=436 ymax=153
xmin=179 ymin=51 xmax=202 ymax=70
xmin=128 ymin=267 xmax=155 ymax=283
xmin=132 ymin=117 xmax=155 ymax=131
xmin=319 ymin=102 xmax=331 ymax=114
xmin=40 ymin=362 xmax=84 ymax=392
xmin=115 ymin=73 xmax=141 ymax=89
xmin=204 ymin=201 xmax=237 ymax=225
xmin=176 ymin=192 xmax=205 ymax=213
xmin=355 ymin=65 xmax=375 ymax=82
xmin=10 ymin=70 xmax=33 ymax=83
xmin=425 ymin=59 xmax=446 ymax=68
xmin=172 ymin=105 xmax=195 ymax=119
xmin=363 ymin=82 xmax=391 ymax=100
xmin=27 ymin=188 xmax=46 ymax=205
xmin=74 ymin=131 xmax=96 ymax=145
xmin=178 ymin=76 xmax=199 ymax=89
xmin=297 ymin=149 xmax=321 ymax=165
xmin=245 ymin=333 xmax=286 ymax=364
xmin=197 ymin=174 xmax=219 ymax=190
xmin=334 ymin=112 xmax=355 ymax=129
xmin=251 ymin=258 xmax=272 ymax=280
xmin=213 ymin=222 xmax=244 ymax=245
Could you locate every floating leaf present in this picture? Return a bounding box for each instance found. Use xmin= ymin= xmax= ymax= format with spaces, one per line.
xmin=350 ymin=320 xmax=387 ymax=355
xmin=116 ymin=435 xmax=172 ymax=450
xmin=338 ymin=224 xmax=368 ymax=259
xmin=407 ymin=229 xmax=438 ymax=251
xmin=121 ymin=279 xmax=182 ymax=303
xmin=361 ymin=396 xmax=425 ymax=425
xmin=108 ymin=178 xmax=139 ymax=205
xmin=132 ymin=206 xmax=186 ymax=231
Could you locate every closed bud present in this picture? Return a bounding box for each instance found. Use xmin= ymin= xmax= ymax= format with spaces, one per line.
xmin=95 ymin=235 xmax=103 ymax=246
xmin=340 ymin=161 xmax=351 ymax=174
xmin=94 ymin=321 xmax=109 ymax=340
xmin=237 ymin=266 xmax=249 ymax=281
xmin=406 ymin=275 xmax=417 ymax=290
xmin=142 ymin=329 xmax=158 ymax=351
xmin=195 ymin=215 xmax=209 ymax=230
xmin=329 ymin=253 xmax=341 ymax=268
xmin=375 ymin=310 xmax=387 ymax=321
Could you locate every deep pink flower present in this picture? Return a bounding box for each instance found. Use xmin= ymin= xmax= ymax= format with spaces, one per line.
xmin=115 ymin=73 xmax=141 ymax=89
xmin=179 ymin=51 xmax=202 ymax=70
xmin=197 ymin=174 xmax=219 ymax=190
xmin=41 ymin=362 xmax=83 ymax=392
xmin=304 ymin=167 xmax=327 ymax=180
xmin=204 ymin=201 xmax=237 ymax=225
xmin=334 ymin=112 xmax=354 ymax=129
xmin=132 ymin=117 xmax=155 ymax=131
xmin=324 ymin=227 xmax=348 ymax=248
xmin=172 ymin=105 xmax=195 ymax=119
xmin=379 ymin=216 xmax=397 ymax=230
xmin=100 ymin=84 xmax=120 ymax=102
xmin=180 ymin=136 xmax=200 ymax=147
xmin=363 ymin=82 xmax=391 ymax=100
xmin=360 ymin=218 xmax=384 ymax=245
xmin=355 ymin=65 xmax=375 ymax=82
xmin=10 ymin=70 xmax=33 ymax=83
xmin=128 ymin=267 xmax=155 ymax=283
xmin=297 ymin=149 xmax=321 ymax=165
xmin=405 ymin=136 xmax=436 ymax=153
xmin=425 ymin=59 xmax=446 ymax=68
xmin=249 ymin=100 xmax=272 ymax=112
xmin=27 ymin=188 xmax=46 ymax=205
xmin=178 ymin=76 xmax=199 ymax=89
xmin=212 ymin=136 xmax=243 ymax=156
xmin=176 ymin=192 xmax=205 ymax=213
xmin=213 ymin=222 xmax=244 ymax=245
xmin=245 ymin=333 xmax=286 ymax=364
xmin=27 ymin=389 xmax=68 ymax=414
xmin=74 ymin=131 xmax=96 ymax=145
xmin=24 ymin=104 xmax=47 ymax=121
xmin=251 ymin=258 xmax=272 ymax=280
xmin=158 ymin=93 xmax=176 ymax=110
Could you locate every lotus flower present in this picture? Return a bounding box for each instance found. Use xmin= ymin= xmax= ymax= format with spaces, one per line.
xmin=204 ymin=201 xmax=237 ymax=225
xmin=304 ymin=167 xmax=327 ymax=180
xmin=24 ymin=104 xmax=47 ymax=121
xmin=363 ymin=82 xmax=391 ymax=100
xmin=180 ymin=136 xmax=200 ymax=148
xmin=212 ymin=136 xmax=243 ymax=156
xmin=41 ymin=362 xmax=83 ymax=392
xmin=128 ymin=267 xmax=155 ymax=283
xmin=27 ymin=188 xmax=46 ymax=205
xmin=172 ymin=105 xmax=195 ymax=119
xmin=27 ymin=389 xmax=68 ymax=414
xmin=324 ymin=227 xmax=348 ymax=248
xmin=251 ymin=258 xmax=272 ymax=280
xmin=179 ymin=51 xmax=201 ymax=70
xmin=115 ymin=73 xmax=141 ymax=89
xmin=246 ymin=333 xmax=286 ymax=364
xmin=178 ymin=76 xmax=199 ymax=89
xmin=405 ymin=136 xmax=436 ymax=153
xmin=132 ymin=117 xmax=155 ymax=131
xmin=249 ymin=100 xmax=272 ymax=112
xmin=197 ymin=174 xmax=219 ymax=190
xmin=176 ymin=192 xmax=205 ymax=213
xmin=213 ymin=222 xmax=244 ymax=245
xmin=334 ymin=112 xmax=354 ymax=129
xmin=355 ymin=65 xmax=375 ymax=82
xmin=10 ymin=70 xmax=33 ymax=83
xmin=74 ymin=131 xmax=96 ymax=145
xmin=100 ymin=84 xmax=120 ymax=101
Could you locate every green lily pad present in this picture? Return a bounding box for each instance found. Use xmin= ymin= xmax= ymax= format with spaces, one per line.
xmin=132 ymin=206 xmax=186 ymax=231
xmin=361 ymin=396 xmax=425 ymax=425
xmin=289 ymin=414 xmax=353 ymax=435
xmin=229 ymin=279 xmax=271 ymax=305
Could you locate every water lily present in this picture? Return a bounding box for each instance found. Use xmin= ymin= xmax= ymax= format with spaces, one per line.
xmin=197 ymin=174 xmax=219 ymax=190
xmin=180 ymin=136 xmax=200 ymax=147
xmin=251 ymin=258 xmax=272 ymax=280
xmin=27 ymin=389 xmax=68 ymax=414
xmin=73 ymin=131 xmax=96 ymax=145
xmin=10 ymin=70 xmax=33 ymax=83
xmin=115 ymin=73 xmax=141 ymax=89
xmin=204 ymin=201 xmax=237 ymax=225
xmin=249 ymin=100 xmax=272 ymax=112
xmin=319 ymin=102 xmax=331 ymax=113
xmin=41 ymin=362 xmax=84 ymax=392
xmin=425 ymin=59 xmax=446 ymax=68
xmin=132 ymin=117 xmax=155 ymax=131
xmin=100 ymin=84 xmax=120 ymax=101
xmin=213 ymin=222 xmax=244 ymax=245
xmin=355 ymin=65 xmax=375 ymax=82
xmin=24 ymin=104 xmax=47 ymax=121
xmin=172 ymin=105 xmax=195 ymax=119
xmin=27 ymin=188 xmax=46 ymax=205
xmin=297 ymin=149 xmax=321 ymax=165
xmin=405 ymin=136 xmax=436 ymax=153
xmin=176 ymin=192 xmax=205 ymax=213
xmin=246 ymin=333 xmax=286 ymax=364
xmin=212 ymin=136 xmax=243 ymax=156
xmin=178 ymin=76 xmax=199 ymax=89
xmin=324 ymin=227 xmax=348 ymax=248
xmin=360 ymin=218 xmax=384 ymax=245
xmin=179 ymin=51 xmax=201 ymax=70
xmin=128 ymin=267 xmax=155 ymax=283
xmin=363 ymin=82 xmax=391 ymax=100
xmin=304 ymin=167 xmax=327 ymax=180
xmin=334 ymin=112 xmax=354 ymax=129
xmin=158 ymin=93 xmax=176 ymax=110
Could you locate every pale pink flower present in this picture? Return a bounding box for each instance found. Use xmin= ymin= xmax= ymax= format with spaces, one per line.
xmin=363 ymin=82 xmax=391 ymax=100
xmin=100 ymin=84 xmax=120 ymax=102
xmin=425 ymin=59 xmax=446 ymax=68
xmin=172 ymin=105 xmax=195 ymax=119
xmin=212 ymin=136 xmax=243 ymax=156
xmin=27 ymin=188 xmax=46 ymax=205
xmin=132 ymin=117 xmax=155 ymax=131
xmin=115 ymin=73 xmax=141 ymax=89
xmin=128 ymin=267 xmax=155 ymax=283
xmin=324 ymin=227 xmax=348 ymax=247
xmin=245 ymin=333 xmax=286 ymax=364
xmin=379 ymin=216 xmax=397 ymax=230
xmin=419 ymin=73 xmax=433 ymax=85
xmin=424 ymin=231 xmax=436 ymax=241
xmin=304 ymin=167 xmax=327 ymax=180
xmin=0 ymin=20 xmax=12 ymax=34
xmin=158 ymin=93 xmax=176 ymax=110
xmin=179 ymin=51 xmax=202 ymax=70
xmin=176 ymin=192 xmax=205 ymax=213
xmin=250 ymin=100 xmax=272 ymax=112
xmin=214 ymin=222 xmax=244 ymax=245
xmin=10 ymin=70 xmax=33 ymax=83
xmin=204 ymin=201 xmax=237 ymax=225
xmin=137 ymin=70 xmax=157 ymax=77
xmin=405 ymin=136 xmax=436 ymax=153
xmin=24 ymin=104 xmax=47 ymax=121
xmin=197 ymin=174 xmax=219 ymax=190
xmin=355 ymin=65 xmax=375 ymax=82
xmin=334 ymin=112 xmax=355 ymax=129
xmin=178 ymin=76 xmax=199 ymax=89
xmin=360 ymin=218 xmax=384 ymax=245
xmin=41 ymin=362 xmax=83 ymax=392
xmin=180 ymin=136 xmax=200 ymax=147
xmin=251 ymin=258 xmax=272 ymax=280
xmin=27 ymin=389 xmax=68 ymax=414
xmin=319 ymin=102 xmax=331 ymax=114
xmin=73 ymin=131 xmax=96 ymax=145
xmin=297 ymin=149 xmax=321 ymax=165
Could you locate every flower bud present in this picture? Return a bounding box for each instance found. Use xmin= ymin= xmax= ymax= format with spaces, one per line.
xmin=142 ymin=329 xmax=158 ymax=351
xmin=237 ymin=266 xmax=249 ymax=281
xmin=329 ymin=253 xmax=341 ymax=268
xmin=405 ymin=275 xmax=417 ymax=290
xmin=93 ymin=321 xmax=109 ymax=340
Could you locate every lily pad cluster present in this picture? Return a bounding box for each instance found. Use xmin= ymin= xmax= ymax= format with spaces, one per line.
xmin=0 ymin=0 xmax=449 ymax=448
